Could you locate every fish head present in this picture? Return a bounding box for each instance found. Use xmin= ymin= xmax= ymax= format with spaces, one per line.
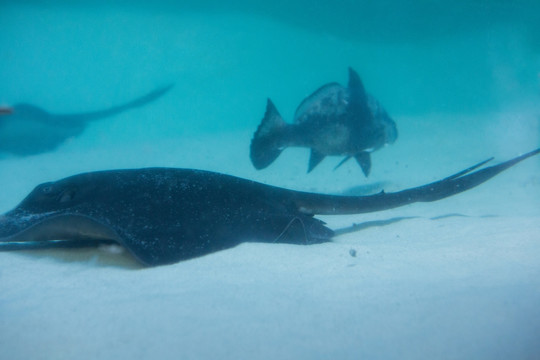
xmin=367 ymin=95 xmax=398 ymax=144
xmin=0 ymin=173 xmax=123 ymax=254
xmin=10 ymin=104 xmax=50 ymax=120
xmin=0 ymin=169 xmax=211 ymax=266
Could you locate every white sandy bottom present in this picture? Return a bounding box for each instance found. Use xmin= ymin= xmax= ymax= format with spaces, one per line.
xmin=1 ymin=218 xmax=539 ymax=360
xmin=1 ymin=113 xmax=540 ymax=359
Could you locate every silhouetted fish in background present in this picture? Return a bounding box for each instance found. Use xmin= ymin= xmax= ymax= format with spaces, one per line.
xmin=0 ymin=84 xmax=174 ymax=156
xmin=250 ymin=68 xmax=397 ymax=176
xmin=0 ymin=148 xmax=537 ymax=266
xmin=0 ymin=106 xmax=13 ymax=115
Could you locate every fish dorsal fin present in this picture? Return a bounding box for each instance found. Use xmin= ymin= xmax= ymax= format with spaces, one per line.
xmin=348 ymin=67 xmax=367 ymax=99
xmin=294 ymin=83 xmax=347 ymax=124
xmin=308 ymin=150 xmax=326 ymax=173
xmin=355 ymin=151 xmax=372 ymax=177
xmin=347 ymin=67 xmax=370 ymax=118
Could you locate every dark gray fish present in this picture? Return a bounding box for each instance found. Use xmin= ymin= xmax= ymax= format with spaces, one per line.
xmin=250 ymin=68 xmax=397 ymax=176
xmin=0 ymin=148 xmax=538 ymax=267
xmin=0 ymin=84 xmax=174 ymax=156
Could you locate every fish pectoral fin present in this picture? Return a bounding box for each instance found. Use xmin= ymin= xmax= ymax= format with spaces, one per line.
xmin=274 ymin=216 xmax=333 ymax=245
xmin=333 ymin=156 xmax=352 ymax=170
xmin=308 ymin=150 xmax=326 ymax=173
xmin=355 ymin=152 xmax=372 ymax=177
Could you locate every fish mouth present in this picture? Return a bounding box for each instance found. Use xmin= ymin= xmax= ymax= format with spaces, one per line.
xmin=0 ymin=211 xmax=122 ymax=251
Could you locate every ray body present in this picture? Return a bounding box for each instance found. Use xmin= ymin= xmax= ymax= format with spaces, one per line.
xmin=0 ymin=149 xmax=538 ymax=266
xmin=0 ymin=84 xmax=173 ymax=156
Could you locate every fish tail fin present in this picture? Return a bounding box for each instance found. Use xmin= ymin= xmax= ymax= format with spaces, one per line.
xmin=250 ymin=99 xmax=288 ymax=169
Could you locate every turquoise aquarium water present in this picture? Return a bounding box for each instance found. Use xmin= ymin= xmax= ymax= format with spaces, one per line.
xmin=1 ymin=1 xmax=539 ymax=359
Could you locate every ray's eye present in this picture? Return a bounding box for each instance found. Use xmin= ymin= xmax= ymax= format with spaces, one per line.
xmin=59 ymin=189 xmax=76 ymax=203
xmin=42 ymin=185 xmax=54 ymax=194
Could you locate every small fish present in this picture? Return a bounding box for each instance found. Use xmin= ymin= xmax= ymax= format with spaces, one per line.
xmin=250 ymin=67 xmax=397 ymax=176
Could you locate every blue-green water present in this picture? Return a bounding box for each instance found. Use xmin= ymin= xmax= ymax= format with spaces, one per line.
xmin=1 ymin=2 xmax=539 ymax=360
xmin=1 ymin=1 xmax=539 ymax=135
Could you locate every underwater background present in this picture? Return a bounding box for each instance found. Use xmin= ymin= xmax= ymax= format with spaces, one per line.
xmin=1 ymin=1 xmax=539 ymax=359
